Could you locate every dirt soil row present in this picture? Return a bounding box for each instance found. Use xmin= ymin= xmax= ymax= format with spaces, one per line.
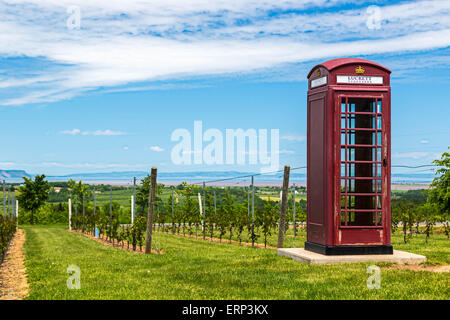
xmin=0 ymin=229 xmax=29 ymax=300
xmin=384 ymin=264 xmax=450 ymax=273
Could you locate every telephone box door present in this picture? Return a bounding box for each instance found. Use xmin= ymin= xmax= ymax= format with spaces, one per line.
xmin=336 ymin=93 xmax=389 ymax=246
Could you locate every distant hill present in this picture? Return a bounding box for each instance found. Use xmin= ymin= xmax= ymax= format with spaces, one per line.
xmin=0 ymin=170 xmax=31 ymax=179
xmin=45 ymin=171 xmax=435 ymax=184
xmin=0 ymin=169 xmax=435 ymax=184
xmin=47 ymin=171 xmax=286 ymax=181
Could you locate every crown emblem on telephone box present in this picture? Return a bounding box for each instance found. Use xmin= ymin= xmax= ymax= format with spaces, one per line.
xmin=355 ymin=66 xmax=365 ymax=74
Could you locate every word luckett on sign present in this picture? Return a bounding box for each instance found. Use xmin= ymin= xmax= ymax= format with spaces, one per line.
xmin=337 ymin=75 xmax=383 ymax=85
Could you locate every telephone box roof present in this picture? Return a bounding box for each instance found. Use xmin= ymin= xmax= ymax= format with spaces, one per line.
xmin=307 ymin=58 xmax=391 ymax=78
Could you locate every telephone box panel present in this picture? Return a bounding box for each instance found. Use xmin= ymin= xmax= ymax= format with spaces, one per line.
xmin=306 ymin=58 xmax=392 ymax=255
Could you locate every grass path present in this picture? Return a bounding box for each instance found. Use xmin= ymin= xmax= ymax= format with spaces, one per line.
xmin=22 ymin=225 xmax=449 ymax=300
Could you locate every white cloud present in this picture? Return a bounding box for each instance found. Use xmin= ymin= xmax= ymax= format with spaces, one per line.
xmin=281 ymin=135 xmax=306 ymax=142
xmin=393 ymin=152 xmax=428 ymax=159
xmin=150 ymin=146 xmax=165 ymax=152
xmin=244 ymin=149 xmax=294 ymax=155
xmin=0 ymin=0 xmax=449 ymax=105
xmin=420 ymin=140 xmax=429 ymax=144
xmin=431 ymin=152 xmax=443 ymax=160
xmin=278 ymin=149 xmax=295 ymax=154
xmin=60 ymin=129 xmax=125 ymax=136
xmin=123 ymin=146 xmax=129 ymax=151
xmin=34 ymin=162 xmax=149 ymax=169
xmin=393 ymin=152 xmax=441 ymax=159
xmin=0 ymin=161 xmax=153 ymax=170
xmin=82 ymin=130 xmax=126 ymax=136
xmin=0 ymin=162 xmax=16 ymax=166
xmin=60 ymin=129 xmax=80 ymax=135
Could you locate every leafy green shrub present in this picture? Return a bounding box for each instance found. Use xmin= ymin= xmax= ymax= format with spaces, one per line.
xmin=18 ymin=203 xmax=68 ymax=225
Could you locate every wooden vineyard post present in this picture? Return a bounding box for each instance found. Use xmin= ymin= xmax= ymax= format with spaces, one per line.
xmin=93 ymin=187 xmax=96 ymax=236
xmin=145 ymin=167 xmax=157 ymax=254
xmin=16 ymin=199 xmax=19 ymax=228
xmin=171 ymin=186 xmax=175 ymax=235
xmin=68 ymin=198 xmax=72 ymax=230
xmin=293 ymin=184 xmax=296 ymax=238
xmin=277 ymin=165 xmax=290 ymax=249
xmin=75 ymin=196 xmax=78 ymax=230
xmin=132 ymin=178 xmax=136 ymax=251
xmin=202 ymin=182 xmax=206 ymax=240
xmin=132 ymin=177 xmax=136 ymax=223
xmin=247 ymin=186 xmax=250 ymax=217
xmin=82 ymin=193 xmax=85 ymax=233
xmin=213 ymin=191 xmax=216 ymax=240
xmin=3 ymin=180 xmax=5 ymax=217
xmin=12 ymin=192 xmax=15 ymax=220
xmin=109 ymin=186 xmax=112 ymax=242
xmin=251 ymin=176 xmax=255 ymax=247
xmin=8 ymin=186 xmax=11 ymax=218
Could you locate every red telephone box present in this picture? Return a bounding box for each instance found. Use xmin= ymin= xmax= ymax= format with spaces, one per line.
xmin=306 ymin=58 xmax=393 ymax=255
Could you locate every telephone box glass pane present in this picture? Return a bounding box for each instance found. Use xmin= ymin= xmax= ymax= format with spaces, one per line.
xmin=372 ymin=148 xmax=382 ymax=162
xmin=340 ymin=97 xmax=383 ymax=227
xmin=341 ymin=116 xmax=346 ymax=129
xmin=372 ymin=179 xmax=382 ymax=193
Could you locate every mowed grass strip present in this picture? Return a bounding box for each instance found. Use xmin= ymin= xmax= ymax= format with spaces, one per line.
xmin=22 ymin=226 xmax=449 ymax=300
xmin=158 ymin=225 xmax=450 ymax=265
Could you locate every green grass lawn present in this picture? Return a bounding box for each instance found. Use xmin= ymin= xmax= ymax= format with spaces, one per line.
xmin=22 ymin=225 xmax=449 ymax=300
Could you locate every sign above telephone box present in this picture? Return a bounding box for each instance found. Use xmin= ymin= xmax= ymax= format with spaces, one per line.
xmin=311 ymin=76 xmax=327 ymax=88
xmin=336 ymin=75 xmax=383 ymax=85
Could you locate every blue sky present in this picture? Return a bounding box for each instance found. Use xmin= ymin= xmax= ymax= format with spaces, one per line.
xmin=0 ymin=0 xmax=449 ymax=176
